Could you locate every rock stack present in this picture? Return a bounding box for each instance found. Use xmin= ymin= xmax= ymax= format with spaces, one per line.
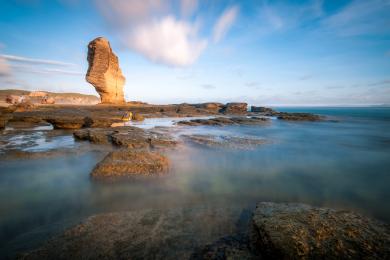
xmin=86 ymin=37 xmax=125 ymax=104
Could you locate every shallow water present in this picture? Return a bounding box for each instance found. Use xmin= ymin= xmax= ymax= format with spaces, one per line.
xmin=1 ymin=107 xmax=390 ymax=258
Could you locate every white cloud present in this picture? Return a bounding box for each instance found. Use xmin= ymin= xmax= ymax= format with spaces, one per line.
xmin=213 ymin=6 xmax=239 ymax=43
xmin=95 ymin=0 xmax=210 ymax=67
xmin=129 ymin=16 xmax=207 ymax=66
xmin=0 ymin=54 xmax=75 ymax=66
xmin=0 ymin=57 xmax=11 ymax=77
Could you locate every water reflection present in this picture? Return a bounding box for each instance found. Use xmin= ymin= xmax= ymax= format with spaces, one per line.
xmin=0 ymin=109 xmax=390 ymax=258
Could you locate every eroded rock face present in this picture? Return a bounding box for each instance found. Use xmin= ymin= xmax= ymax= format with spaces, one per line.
xmin=86 ymin=37 xmax=125 ymax=104
xmin=251 ymin=202 xmax=390 ymax=259
xmin=221 ymin=103 xmax=248 ymax=114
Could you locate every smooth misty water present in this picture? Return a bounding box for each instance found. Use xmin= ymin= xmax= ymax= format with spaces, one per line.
xmin=1 ymin=107 xmax=390 ymax=258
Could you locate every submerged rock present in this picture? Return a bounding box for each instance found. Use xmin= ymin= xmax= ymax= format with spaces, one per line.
xmin=20 ymin=203 xmax=390 ymax=259
xmin=250 ymin=106 xmax=275 ymax=113
xmin=86 ymin=37 xmax=125 ymax=104
xmin=251 ymin=202 xmax=390 ymax=259
xmin=182 ymin=134 xmax=267 ymax=149
xmin=277 ymin=112 xmax=322 ymax=121
xmin=20 ymin=207 xmax=241 ymax=260
xmin=91 ymin=150 xmax=169 ymax=180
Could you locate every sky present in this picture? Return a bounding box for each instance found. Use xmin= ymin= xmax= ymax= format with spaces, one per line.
xmin=0 ymin=0 xmax=389 ymax=106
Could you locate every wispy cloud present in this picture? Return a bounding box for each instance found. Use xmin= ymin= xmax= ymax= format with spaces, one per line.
xmin=181 ymin=0 xmax=198 ymax=17
xmin=213 ymin=5 xmax=239 ymax=43
xmin=201 ymin=84 xmax=216 ymax=89
xmin=323 ymin=0 xmax=390 ymax=36
xmin=11 ymin=64 xmax=82 ymax=75
xmin=0 ymin=54 xmax=75 ymax=66
xmin=0 ymin=57 xmax=11 ymax=77
xmin=257 ymin=0 xmax=323 ymax=33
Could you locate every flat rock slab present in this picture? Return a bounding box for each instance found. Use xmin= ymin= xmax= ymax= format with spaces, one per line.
xmin=276 ymin=112 xmax=322 ymax=121
xmin=177 ymin=116 xmax=269 ymax=126
xmin=91 ymin=150 xmax=170 ymax=180
xmin=181 ymin=134 xmax=267 ymax=150
xmin=20 ymin=207 xmax=242 ymax=260
xmin=252 ymin=202 xmax=390 ymax=259
xmin=73 ymin=127 xmax=177 ymax=149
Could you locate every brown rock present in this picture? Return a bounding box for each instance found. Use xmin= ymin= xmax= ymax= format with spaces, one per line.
xmin=86 ymin=37 xmax=125 ymax=104
xmin=91 ymin=150 xmax=169 ymax=180
xmin=251 ymin=202 xmax=390 ymax=259
xmin=131 ymin=113 xmax=144 ymax=121
xmin=221 ymin=103 xmax=248 ymax=114
xmin=277 ymin=112 xmax=322 ymax=121
xmin=177 ymin=116 xmax=269 ymax=126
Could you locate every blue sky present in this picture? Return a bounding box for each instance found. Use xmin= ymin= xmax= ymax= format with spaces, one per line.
xmin=0 ymin=0 xmax=389 ymax=105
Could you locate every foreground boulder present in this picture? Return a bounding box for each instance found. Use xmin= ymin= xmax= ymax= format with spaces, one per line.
xmin=91 ymin=150 xmax=169 ymax=180
xmin=86 ymin=37 xmax=125 ymax=104
xmin=20 ymin=203 xmax=390 ymax=259
xmin=251 ymin=202 xmax=390 ymax=259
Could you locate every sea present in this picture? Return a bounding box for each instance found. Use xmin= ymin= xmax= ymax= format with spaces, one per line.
xmin=0 ymin=107 xmax=389 ymax=258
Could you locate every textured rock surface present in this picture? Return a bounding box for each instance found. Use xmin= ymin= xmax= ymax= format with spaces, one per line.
xmin=251 ymin=202 xmax=390 ymax=259
xmin=73 ymin=127 xmax=177 ymax=149
xmin=20 ymin=203 xmax=390 ymax=259
xmin=277 ymin=112 xmax=322 ymax=121
xmin=221 ymin=103 xmax=248 ymax=114
xmin=177 ymin=116 xmax=269 ymax=126
xmin=86 ymin=37 xmax=125 ymax=104
xmin=91 ymin=150 xmax=169 ymax=180
xmin=20 ymin=207 xmax=242 ymax=260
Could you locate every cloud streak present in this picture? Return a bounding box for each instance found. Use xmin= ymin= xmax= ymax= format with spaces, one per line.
xmin=0 ymin=57 xmax=11 ymax=77
xmin=213 ymin=6 xmax=239 ymax=43
xmin=0 ymin=54 xmax=75 ymax=66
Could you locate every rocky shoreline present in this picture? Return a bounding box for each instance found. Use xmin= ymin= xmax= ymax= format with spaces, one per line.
xmin=19 ymin=202 xmax=390 ymax=259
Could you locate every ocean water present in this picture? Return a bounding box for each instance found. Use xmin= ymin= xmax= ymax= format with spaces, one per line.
xmin=0 ymin=107 xmax=389 ymax=258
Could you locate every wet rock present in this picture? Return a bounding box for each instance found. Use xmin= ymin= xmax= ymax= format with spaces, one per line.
xmin=131 ymin=113 xmax=144 ymax=121
xmin=73 ymin=127 xmax=177 ymax=149
xmin=221 ymin=103 xmax=248 ymax=114
xmin=190 ymin=235 xmax=256 ymax=260
xmin=182 ymin=134 xmax=267 ymax=149
xmin=91 ymin=150 xmax=169 ymax=180
xmin=250 ymin=106 xmax=275 ymax=113
xmin=0 ymin=107 xmax=14 ymax=129
xmin=177 ymin=116 xmax=269 ymax=127
xmin=277 ymin=112 xmax=322 ymax=121
xmin=86 ymin=37 xmax=125 ymax=104
xmin=20 ymin=207 xmax=241 ymax=260
xmin=251 ymin=202 xmax=390 ymax=259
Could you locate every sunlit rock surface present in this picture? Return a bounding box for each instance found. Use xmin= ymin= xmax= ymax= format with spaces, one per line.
xmin=86 ymin=37 xmax=125 ymax=104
